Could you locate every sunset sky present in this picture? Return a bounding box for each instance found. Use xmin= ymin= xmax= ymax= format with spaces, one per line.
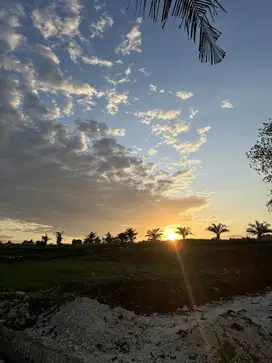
xmin=0 ymin=0 xmax=271 ymax=242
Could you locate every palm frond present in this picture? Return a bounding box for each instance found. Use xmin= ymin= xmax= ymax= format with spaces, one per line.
xmin=132 ymin=0 xmax=226 ymax=65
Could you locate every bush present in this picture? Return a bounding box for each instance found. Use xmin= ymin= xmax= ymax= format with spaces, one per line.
xmin=72 ymin=239 xmax=82 ymax=245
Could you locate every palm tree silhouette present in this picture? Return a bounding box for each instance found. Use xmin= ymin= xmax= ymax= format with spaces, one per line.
xmin=41 ymin=234 xmax=50 ymax=245
xmin=56 ymin=231 xmax=64 ymax=245
xmin=84 ymin=232 xmax=97 ymax=244
xmin=206 ymin=223 xmax=229 ymax=240
xmin=104 ymin=232 xmax=114 ymax=244
xmin=117 ymin=232 xmax=129 ymax=244
xmin=246 ymin=221 xmax=272 ymax=240
xmin=125 ymin=228 xmax=137 ymax=243
xmin=129 ymin=0 xmax=226 ymax=65
xmin=175 ymin=226 xmax=192 ymax=240
xmin=145 ymin=228 xmax=164 ymax=242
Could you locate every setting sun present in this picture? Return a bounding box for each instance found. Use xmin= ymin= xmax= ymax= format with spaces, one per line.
xmin=164 ymin=228 xmax=179 ymax=241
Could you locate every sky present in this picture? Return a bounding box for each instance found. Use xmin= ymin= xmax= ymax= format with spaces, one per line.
xmin=0 ymin=0 xmax=272 ymax=242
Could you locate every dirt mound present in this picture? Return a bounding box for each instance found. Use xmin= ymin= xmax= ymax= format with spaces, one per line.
xmin=27 ymin=292 xmax=272 ymax=363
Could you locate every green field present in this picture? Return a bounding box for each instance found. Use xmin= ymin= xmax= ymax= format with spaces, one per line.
xmin=1 ymin=242 xmax=272 ymax=314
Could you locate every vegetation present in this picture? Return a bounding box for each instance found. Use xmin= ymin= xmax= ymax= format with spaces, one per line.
xmin=125 ymin=228 xmax=138 ymax=243
xmin=130 ymin=0 xmax=226 ymax=65
xmin=246 ymin=221 xmax=272 ymax=239
xmin=145 ymin=228 xmax=164 ymax=242
xmin=175 ymin=226 xmax=192 ymax=240
xmin=56 ymin=231 xmax=64 ymax=245
xmin=247 ymin=119 xmax=272 ymax=209
xmin=206 ymin=223 xmax=229 ymax=240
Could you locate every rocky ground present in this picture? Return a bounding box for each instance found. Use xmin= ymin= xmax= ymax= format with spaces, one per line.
xmin=0 ymin=290 xmax=272 ymax=362
xmin=25 ymin=291 xmax=272 ymax=363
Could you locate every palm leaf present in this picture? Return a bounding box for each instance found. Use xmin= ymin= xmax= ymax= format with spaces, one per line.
xmin=131 ymin=0 xmax=226 ymax=65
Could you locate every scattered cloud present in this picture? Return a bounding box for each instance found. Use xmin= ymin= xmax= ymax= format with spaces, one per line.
xmin=89 ymin=13 xmax=114 ymax=39
xmin=148 ymin=148 xmax=158 ymax=156
xmin=106 ymin=89 xmax=129 ymax=115
xmin=94 ymin=0 xmax=106 ymax=11
xmin=174 ymin=126 xmax=211 ymax=158
xmin=116 ymin=18 xmax=142 ymax=55
xmin=138 ymin=68 xmax=150 ymax=77
xmin=105 ymin=128 xmax=126 ymax=137
xmin=221 ymin=99 xmax=233 ymax=108
xmin=82 ymin=56 xmax=114 ymax=68
xmin=149 ymin=84 xmax=165 ymax=93
xmin=32 ymin=0 xmax=81 ymax=39
xmin=67 ymin=40 xmax=82 ymax=63
xmin=189 ymin=108 xmax=199 ymax=119
xmin=134 ymin=109 xmax=182 ymax=124
xmin=176 ymin=91 xmax=194 ymax=100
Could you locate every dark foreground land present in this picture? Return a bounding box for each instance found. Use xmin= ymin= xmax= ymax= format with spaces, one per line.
xmin=0 ymin=241 xmax=272 ymax=315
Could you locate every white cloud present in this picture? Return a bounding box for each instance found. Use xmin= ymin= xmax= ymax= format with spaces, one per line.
xmin=106 ymin=89 xmax=129 ymax=115
xmin=148 ymin=148 xmax=158 ymax=156
xmin=62 ymin=96 xmax=73 ymax=115
xmin=174 ymin=126 xmax=211 ymax=157
xmin=134 ymin=109 xmax=182 ymax=124
xmin=149 ymin=84 xmax=165 ymax=93
xmin=221 ymin=99 xmax=233 ymax=109
xmin=105 ymin=76 xmax=130 ymax=86
xmin=89 ymin=14 xmax=114 ymax=39
xmin=32 ymin=0 xmax=81 ymax=39
xmin=116 ymin=18 xmax=142 ymax=55
xmin=149 ymin=84 xmax=157 ymax=92
xmin=94 ymin=1 xmax=106 ymax=11
xmin=0 ymin=4 xmax=25 ymax=52
xmin=105 ymin=128 xmax=126 ymax=137
xmin=176 ymin=91 xmax=194 ymax=100
xmin=138 ymin=68 xmax=150 ymax=77
xmin=189 ymin=108 xmax=199 ymax=119
xmin=82 ymin=56 xmax=114 ymax=68
xmin=67 ymin=40 xmax=82 ymax=63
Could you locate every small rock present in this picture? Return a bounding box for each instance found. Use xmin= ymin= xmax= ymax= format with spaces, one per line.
xmin=230 ymin=322 xmax=244 ymax=331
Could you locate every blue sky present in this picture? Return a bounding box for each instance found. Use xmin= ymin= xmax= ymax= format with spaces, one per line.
xmin=0 ymin=0 xmax=271 ymax=241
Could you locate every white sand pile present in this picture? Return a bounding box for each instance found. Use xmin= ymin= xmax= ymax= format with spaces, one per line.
xmin=28 ymin=292 xmax=272 ymax=362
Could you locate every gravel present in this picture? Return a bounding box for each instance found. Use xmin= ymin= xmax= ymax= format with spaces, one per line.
xmin=26 ymin=292 xmax=272 ymax=363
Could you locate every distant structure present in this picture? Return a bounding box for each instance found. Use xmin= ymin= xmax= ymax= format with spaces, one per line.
xmin=56 ymin=231 xmax=64 ymax=245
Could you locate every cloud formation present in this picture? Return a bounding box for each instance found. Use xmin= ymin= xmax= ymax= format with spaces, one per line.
xmin=89 ymin=13 xmax=114 ymax=39
xmin=134 ymin=109 xmax=182 ymax=124
xmin=221 ymin=99 xmax=233 ymax=108
xmin=116 ymin=18 xmax=142 ymax=55
xmin=82 ymin=56 xmax=114 ymax=68
xmin=176 ymin=91 xmax=194 ymax=100
xmin=106 ymin=89 xmax=129 ymax=115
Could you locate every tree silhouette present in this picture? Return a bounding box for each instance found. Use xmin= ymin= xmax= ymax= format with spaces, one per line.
xmin=56 ymin=231 xmax=64 ymax=245
xmin=117 ymin=232 xmax=129 ymax=245
xmin=206 ymin=223 xmax=229 ymax=240
xmin=94 ymin=236 xmax=101 ymax=245
xmin=175 ymin=226 xmax=192 ymax=240
xmin=145 ymin=228 xmax=164 ymax=242
xmin=104 ymin=232 xmax=114 ymax=244
xmin=246 ymin=221 xmax=272 ymax=240
xmin=129 ymin=0 xmax=226 ymax=65
xmin=84 ymin=232 xmax=97 ymax=244
xmin=72 ymin=239 xmax=82 ymax=245
xmin=41 ymin=234 xmax=50 ymax=245
xmin=246 ymin=119 xmax=272 ymax=209
xmin=125 ymin=228 xmax=137 ymax=243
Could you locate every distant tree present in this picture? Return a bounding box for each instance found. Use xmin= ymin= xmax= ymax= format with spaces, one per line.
xmin=117 ymin=232 xmax=129 ymax=245
xmin=206 ymin=223 xmax=229 ymax=240
xmin=22 ymin=240 xmax=34 ymax=245
xmin=145 ymin=228 xmax=164 ymax=242
xmin=103 ymin=232 xmax=114 ymax=244
xmin=56 ymin=231 xmax=64 ymax=245
xmin=84 ymin=232 xmax=97 ymax=244
xmin=129 ymin=0 xmax=226 ymax=65
xmin=72 ymin=239 xmax=82 ymax=245
xmin=94 ymin=236 xmax=101 ymax=245
xmin=246 ymin=221 xmax=272 ymax=240
xmin=175 ymin=226 xmax=192 ymax=240
xmin=41 ymin=234 xmax=50 ymax=245
xmin=246 ymin=119 xmax=272 ymax=208
xmin=125 ymin=228 xmax=137 ymax=243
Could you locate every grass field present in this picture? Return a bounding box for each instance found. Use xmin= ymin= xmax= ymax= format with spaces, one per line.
xmin=1 ymin=241 xmax=272 ymax=314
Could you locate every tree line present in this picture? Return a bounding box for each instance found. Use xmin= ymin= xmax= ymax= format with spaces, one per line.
xmin=6 ymin=221 xmax=271 ymax=246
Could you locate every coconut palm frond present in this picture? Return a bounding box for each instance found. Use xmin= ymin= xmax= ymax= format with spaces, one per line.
xmin=132 ymin=0 xmax=226 ymax=65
